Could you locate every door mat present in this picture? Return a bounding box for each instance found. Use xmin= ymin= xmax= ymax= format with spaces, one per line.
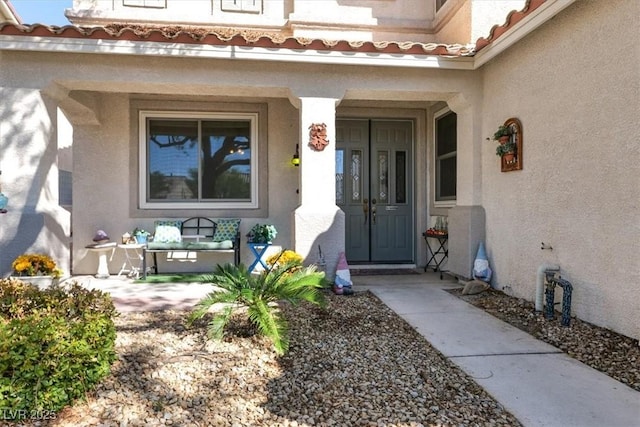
xmin=350 ymin=269 xmax=421 ymax=276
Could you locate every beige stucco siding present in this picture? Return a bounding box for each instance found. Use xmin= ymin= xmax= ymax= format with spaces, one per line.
xmin=481 ymin=0 xmax=640 ymax=340
xmin=0 ymin=84 xmax=71 ymax=274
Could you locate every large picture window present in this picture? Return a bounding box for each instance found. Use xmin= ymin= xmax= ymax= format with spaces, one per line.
xmin=435 ymin=108 xmax=456 ymax=204
xmin=139 ymin=111 xmax=258 ymax=209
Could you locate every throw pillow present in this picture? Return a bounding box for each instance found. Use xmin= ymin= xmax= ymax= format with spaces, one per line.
xmin=153 ymin=220 xmax=182 ymax=243
xmin=212 ymin=219 xmax=241 ymax=242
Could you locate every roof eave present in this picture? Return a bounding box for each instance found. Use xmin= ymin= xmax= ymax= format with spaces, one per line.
xmin=0 ymin=35 xmax=476 ymax=70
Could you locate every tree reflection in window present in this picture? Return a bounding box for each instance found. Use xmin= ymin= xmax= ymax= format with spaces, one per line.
xmin=147 ymin=118 xmax=251 ymax=202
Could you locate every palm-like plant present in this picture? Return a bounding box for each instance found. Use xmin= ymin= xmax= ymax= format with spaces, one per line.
xmin=188 ymin=260 xmax=327 ymax=355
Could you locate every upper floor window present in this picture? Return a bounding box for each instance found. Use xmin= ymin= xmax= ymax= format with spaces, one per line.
xmin=123 ymin=0 xmax=166 ymax=8
xmin=221 ymin=0 xmax=262 ymax=13
xmin=139 ymin=111 xmax=258 ymax=209
xmin=434 ymin=108 xmax=456 ymax=204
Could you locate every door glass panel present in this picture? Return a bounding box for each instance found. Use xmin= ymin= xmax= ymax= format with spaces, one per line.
xmin=395 ymin=151 xmax=406 ymax=204
xmin=351 ymin=150 xmax=362 ymax=202
xmin=335 ymin=149 xmax=344 ymax=204
xmin=377 ymin=150 xmax=388 ymax=203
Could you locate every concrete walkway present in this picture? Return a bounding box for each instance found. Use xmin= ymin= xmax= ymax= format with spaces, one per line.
xmin=355 ymin=274 xmax=640 ymax=427
xmin=70 ymin=272 xmax=639 ymax=427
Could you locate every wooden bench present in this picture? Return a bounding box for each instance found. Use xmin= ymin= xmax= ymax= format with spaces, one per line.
xmin=142 ymin=217 xmax=241 ymax=279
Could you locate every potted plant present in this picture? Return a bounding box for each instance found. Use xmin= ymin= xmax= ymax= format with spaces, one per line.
xmin=496 ymin=140 xmax=517 ymax=162
xmin=246 ymin=223 xmax=277 ymax=244
xmin=132 ymin=227 xmax=151 ymax=244
xmin=10 ymin=253 xmax=62 ymax=287
xmin=493 ymin=125 xmax=511 ymax=144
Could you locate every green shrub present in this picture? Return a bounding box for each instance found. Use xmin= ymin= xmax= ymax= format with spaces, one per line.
xmin=0 ymin=278 xmax=117 ymax=413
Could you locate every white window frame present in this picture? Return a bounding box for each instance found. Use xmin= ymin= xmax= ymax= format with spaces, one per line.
xmin=221 ymin=0 xmax=262 ymax=13
xmin=434 ymin=107 xmax=456 ymax=208
xmin=123 ymin=0 xmax=166 ymax=8
xmin=138 ymin=110 xmax=259 ymax=210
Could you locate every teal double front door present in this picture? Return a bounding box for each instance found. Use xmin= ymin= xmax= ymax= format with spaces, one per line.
xmin=336 ymin=119 xmax=414 ymax=264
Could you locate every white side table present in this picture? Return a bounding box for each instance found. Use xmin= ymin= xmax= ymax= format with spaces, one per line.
xmin=116 ymin=243 xmax=146 ymax=278
xmin=85 ymin=242 xmax=117 ymax=279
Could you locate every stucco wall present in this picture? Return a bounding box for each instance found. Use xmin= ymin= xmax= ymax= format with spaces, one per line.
xmin=0 ymin=83 xmax=71 ymax=275
xmin=435 ymin=0 xmax=471 ymax=45
xmin=481 ymin=0 xmax=640 ymax=340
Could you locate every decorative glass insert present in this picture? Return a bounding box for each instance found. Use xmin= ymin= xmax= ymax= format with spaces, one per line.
xmin=335 ymin=149 xmax=344 ymax=205
xmin=395 ymin=151 xmax=406 ymax=204
xmin=351 ymin=150 xmax=362 ymax=202
xmin=377 ymin=151 xmax=388 ymax=203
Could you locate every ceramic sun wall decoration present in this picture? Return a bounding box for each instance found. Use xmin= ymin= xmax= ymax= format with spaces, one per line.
xmin=309 ymin=123 xmax=329 ymax=151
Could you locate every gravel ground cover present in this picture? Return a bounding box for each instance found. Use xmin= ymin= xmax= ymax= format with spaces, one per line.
xmin=447 ymin=287 xmax=640 ymax=392
xmin=10 ymin=291 xmax=521 ymax=427
xmin=8 ymin=286 xmax=637 ymax=427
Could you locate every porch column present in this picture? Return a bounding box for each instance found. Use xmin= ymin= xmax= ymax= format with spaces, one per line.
xmin=447 ymin=94 xmax=485 ymax=279
xmin=0 ymin=88 xmax=72 ymax=276
xmin=291 ymin=96 xmax=344 ymax=279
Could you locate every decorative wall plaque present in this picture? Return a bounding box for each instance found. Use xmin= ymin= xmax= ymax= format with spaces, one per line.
xmin=501 ymin=117 xmax=523 ymax=172
xmin=308 ymin=123 xmax=329 ymax=151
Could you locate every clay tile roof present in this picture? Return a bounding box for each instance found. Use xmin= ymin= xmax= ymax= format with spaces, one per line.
xmin=0 ymin=22 xmax=476 ymax=57
xmin=475 ymin=0 xmax=545 ymax=52
xmin=0 ymin=0 xmax=544 ymax=58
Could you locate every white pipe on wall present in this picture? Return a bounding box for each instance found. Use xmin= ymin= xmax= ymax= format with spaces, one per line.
xmin=536 ymin=263 xmax=560 ymax=312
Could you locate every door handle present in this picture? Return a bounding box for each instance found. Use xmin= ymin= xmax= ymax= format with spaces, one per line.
xmin=363 ymin=198 xmax=368 ymax=224
xmin=371 ymin=199 xmax=377 ymax=225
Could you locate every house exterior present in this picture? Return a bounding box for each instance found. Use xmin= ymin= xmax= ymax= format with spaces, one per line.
xmin=0 ymin=0 xmax=638 ymax=342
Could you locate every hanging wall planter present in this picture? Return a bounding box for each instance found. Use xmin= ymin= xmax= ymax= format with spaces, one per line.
xmin=492 ymin=118 xmax=523 ymax=172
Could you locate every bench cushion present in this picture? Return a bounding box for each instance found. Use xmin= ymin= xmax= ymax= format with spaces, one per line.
xmin=147 ymin=240 xmax=234 ymax=251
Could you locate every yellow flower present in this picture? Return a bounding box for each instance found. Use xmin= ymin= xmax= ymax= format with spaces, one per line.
xmin=267 ymin=250 xmax=303 ymax=267
xmin=11 ymin=253 xmax=60 ymax=277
